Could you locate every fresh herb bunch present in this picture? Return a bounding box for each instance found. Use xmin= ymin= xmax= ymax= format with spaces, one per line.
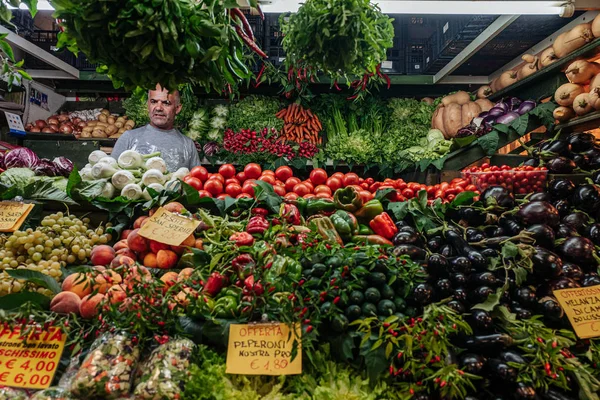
xmin=53 ymin=0 xmax=257 ymax=90
xmin=280 ymin=0 xmax=394 ymax=78
xmin=227 ymin=95 xmax=284 ymax=133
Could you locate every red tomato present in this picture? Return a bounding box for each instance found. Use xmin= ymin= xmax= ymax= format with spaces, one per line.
xmin=302 ymin=180 xmax=314 ymax=193
xmin=408 ymin=182 xmax=421 ymax=191
xmin=284 ymin=192 xmax=299 ymax=201
xmin=262 ymin=169 xmax=275 ymax=176
xmin=285 ymin=177 xmax=301 ymax=193
xmin=236 ymin=171 xmax=247 ymax=183
xmin=242 ymin=181 xmax=257 ymax=196
xmin=236 ymin=193 xmax=253 ymax=199
xmin=259 ymin=175 xmax=276 ymax=185
xmin=314 ymin=193 xmax=331 ymax=199
xmin=309 ymin=168 xmax=328 ymax=186
xmin=303 ymin=194 xmax=316 ymax=199
xmin=275 ymin=166 xmax=294 ymax=182
xmin=225 ymin=178 xmax=240 ymax=186
xmin=190 ymin=166 xmax=209 ymax=182
xmin=365 ymin=178 xmax=374 ymax=185
xmin=197 ymin=190 xmax=212 ymax=198
xmin=204 ymin=179 xmax=223 ymax=196
xmin=210 ymin=173 xmax=225 ymax=183
xmin=293 ymin=183 xmax=311 ymax=197
xmin=244 ymin=163 xmax=262 ymax=180
xmin=343 ymin=173 xmax=359 ymax=187
xmin=216 ymin=193 xmax=230 ymax=200
xmin=465 ymin=184 xmax=477 ymax=192
xmin=359 ymin=190 xmax=373 ymax=203
xmin=332 ymin=172 xmax=345 ymax=181
xmin=225 ymin=183 xmax=242 ymax=197
xmin=273 ymin=185 xmax=286 ymax=196
xmin=402 ymin=188 xmax=415 ymax=198
xmin=183 ymin=176 xmax=203 ymax=190
xmin=314 ymin=185 xmax=332 ymax=196
xmin=326 ymin=177 xmax=342 ymax=192
xmin=361 ymin=182 xmax=369 ymax=190
xmin=218 ymin=164 xmax=236 ymax=179
xmin=396 ymin=181 xmax=407 ymax=191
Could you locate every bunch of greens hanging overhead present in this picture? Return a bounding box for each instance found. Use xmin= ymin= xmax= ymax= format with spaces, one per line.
xmin=280 ymin=0 xmax=394 ymax=80
xmin=52 ymin=0 xmax=266 ymax=92
xmin=0 ymin=1 xmax=36 ymax=90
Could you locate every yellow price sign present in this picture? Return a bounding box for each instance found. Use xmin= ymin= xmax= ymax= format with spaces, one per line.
xmin=137 ymin=207 xmax=200 ymax=246
xmin=554 ymin=285 xmax=600 ymax=339
xmin=0 ymin=326 xmax=66 ymax=389
xmin=0 ymin=202 xmax=33 ymax=232
xmin=226 ymin=323 xmax=302 ymax=376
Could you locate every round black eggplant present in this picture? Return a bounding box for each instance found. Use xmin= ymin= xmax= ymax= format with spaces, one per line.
xmin=550 ymin=277 xmax=580 ymax=291
xmin=453 ymin=287 xmax=468 ymax=303
xmin=451 ymin=272 xmax=468 ymax=286
xmin=447 ymin=300 xmax=466 ymax=313
xmin=525 ymin=224 xmax=555 ymax=248
xmin=450 ymin=256 xmax=472 ymax=273
xmin=459 ymin=207 xmax=486 ymax=226
xmin=470 ymin=309 xmax=493 ymax=331
xmin=460 ymin=353 xmax=486 ymax=374
xmin=516 ymin=201 xmax=560 ymax=227
xmin=593 ymin=170 xmax=600 ymax=186
xmin=547 ymin=179 xmax=575 ymax=200
xmin=398 ymin=225 xmax=417 ymax=234
xmin=499 ymin=216 xmax=523 ymax=236
xmin=486 ymin=358 xmax=517 ymax=382
xmin=412 ymin=283 xmax=434 ymax=305
xmin=393 ymin=230 xmax=422 ymax=246
xmin=531 ymin=247 xmax=563 ymax=278
xmin=514 ymin=382 xmax=537 ymax=399
xmin=435 ymin=278 xmax=453 ymax=298
xmin=513 ymin=286 xmax=537 ymax=308
xmin=516 ymin=308 xmax=533 ymax=319
xmin=561 ymin=262 xmax=584 ymax=281
xmin=499 ymin=350 xmax=526 ymax=365
xmin=427 ymin=236 xmax=444 ymax=252
xmin=481 ymin=186 xmax=515 ymax=209
xmin=571 ymin=184 xmax=600 ymax=212
xmin=481 ymin=248 xmax=499 ymax=258
xmin=574 ymin=153 xmax=590 ymax=169
xmin=584 ymin=223 xmax=600 ymax=246
xmin=427 ymin=253 xmax=449 ymax=277
xmin=470 ymin=286 xmax=494 ymax=304
xmin=541 ymin=139 xmax=571 ymax=157
xmin=557 ymin=236 xmax=596 ymax=265
xmin=568 ymin=132 xmax=595 ymax=152
xmin=523 ymin=158 xmax=540 ymax=167
xmin=529 ymin=192 xmax=552 ymax=202
xmin=582 ymin=273 xmax=600 ymax=287
xmin=440 ymin=244 xmax=454 ymax=258
xmin=552 ymin=199 xmax=570 ymax=217
xmin=538 ymin=296 xmax=564 ymax=321
xmin=555 ymin=224 xmax=578 ymax=239
xmin=561 ymin=212 xmax=590 ymax=232
xmin=392 ymin=245 xmax=427 ymax=261
xmin=546 ymin=157 xmax=576 ymax=174
xmin=470 ymin=272 xmax=498 ymax=287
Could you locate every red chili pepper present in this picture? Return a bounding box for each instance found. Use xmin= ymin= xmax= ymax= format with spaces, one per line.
xmin=255 ymin=4 xmax=265 ymax=20
xmin=383 ymin=73 xmax=391 ymax=89
xmin=235 ymin=25 xmax=267 ymax=58
xmin=333 ymin=296 xmax=340 ymax=304
xmin=230 ymin=8 xmax=254 ymax=41
xmin=333 ymin=81 xmax=342 ymax=91
xmin=306 ymin=325 xmax=313 ymax=333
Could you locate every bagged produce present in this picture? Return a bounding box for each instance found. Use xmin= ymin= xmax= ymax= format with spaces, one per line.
xmin=133 ymin=338 xmax=195 ymax=400
xmin=0 ymin=387 xmax=27 ymax=400
xmin=70 ymin=332 xmax=140 ymax=399
xmin=30 ymin=387 xmax=73 ymax=400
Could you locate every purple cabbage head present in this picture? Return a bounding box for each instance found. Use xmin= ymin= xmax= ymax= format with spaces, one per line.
xmin=53 ymin=156 xmax=74 ymax=177
xmin=203 ymin=142 xmax=220 ymax=157
xmin=4 ymin=148 xmax=39 ymax=169
xmin=34 ymin=158 xmax=57 ymax=176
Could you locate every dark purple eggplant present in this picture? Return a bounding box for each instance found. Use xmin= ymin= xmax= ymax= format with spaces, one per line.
xmin=499 ymin=216 xmax=523 ymax=235
xmin=489 ymin=106 xmax=507 ymax=116
xmin=470 ymin=272 xmax=498 ymax=287
xmin=427 ymin=236 xmax=444 ymax=252
xmin=460 ymin=353 xmax=486 ymax=374
xmin=538 ymin=296 xmax=564 ymax=321
xmin=568 ymin=132 xmax=595 ymax=152
xmin=427 ymin=253 xmax=449 ymax=277
xmin=592 ymin=170 xmax=600 ymax=185
xmin=412 ymin=283 xmax=434 ymax=305
xmin=550 ymin=277 xmax=580 ymax=290
xmin=573 ymin=153 xmax=590 ymax=169
xmin=529 ymin=192 xmax=552 ymax=202
xmin=499 ymin=350 xmax=526 ymax=365
xmin=582 ymin=273 xmax=600 ymax=287
xmin=543 ymin=389 xmax=577 ymax=400
xmin=481 ymin=248 xmax=499 ymax=258
xmin=470 ymin=286 xmax=494 ymax=304
xmin=555 ymin=223 xmax=578 ymax=239
xmin=525 ymin=224 xmax=555 ymax=248
xmin=513 ymin=286 xmax=537 ymax=307
xmin=470 ymin=309 xmax=493 ymax=331
xmin=516 ymin=100 xmax=535 ymax=115
xmin=531 ymin=247 xmax=563 ymax=278
xmin=440 ymin=244 xmax=454 ymax=258
xmin=453 ymin=287 xmax=468 ymax=302
xmin=393 ymin=230 xmax=422 ymax=246
xmin=445 ymin=230 xmax=486 ymax=268
xmin=514 ymin=382 xmax=537 ymax=399
xmin=435 ymin=278 xmax=453 ymax=297
xmin=587 ymin=155 xmax=600 ymax=170
xmin=516 ymin=308 xmax=533 ymax=320
xmin=461 ymin=334 xmax=514 ymax=353
xmin=459 ymin=207 xmax=486 ymax=226
xmin=584 ymin=223 xmax=600 ymax=245
xmin=540 ymin=140 xmax=571 ymax=158
xmin=481 ymin=186 xmax=515 ymax=209
xmin=447 ymin=300 xmax=466 ymax=314
xmin=552 ymin=199 xmax=570 ymax=217
xmin=516 ymin=201 xmax=560 ymax=227
xmin=523 ymin=158 xmax=540 ymax=167
xmin=561 ymin=262 xmax=584 ymax=281
xmin=572 ymin=184 xmax=600 ymax=212
xmin=547 ymin=179 xmax=575 ymax=200
xmin=557 ymin=236 xmax=596 ymax=265
xmin=487 ymin=358 xmax=517 ymax=382
xmin=561 ymin=211 xmax=590 ymax=232
xmin=450 ymin=272 xmax=467 ymax=286
xmin=546 ymin=157 xmax=576 ymax=174
xmin=508 ymin=97 xmax=523 ymax=111
xmin=392 ymin=245 xmax=426 ymax=261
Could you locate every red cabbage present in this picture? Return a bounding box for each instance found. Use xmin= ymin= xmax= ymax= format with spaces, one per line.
xmin=34 ymin=159 xmax=57 ymax=176
xmin=53 ymin=157 xmax=74 ymax=177
xmin=4 ymin=148 xmax=39 ymax=169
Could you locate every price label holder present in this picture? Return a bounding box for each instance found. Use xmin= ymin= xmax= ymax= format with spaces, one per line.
xmin=4 ymin=112 xmax=26 ymax=137
xmin=0 ymin=202 xmax=34 ymax=232
xmin=554 ymin=285 xmax=600 ymax=339
xmin=138 ymin=207 xmax=200 ymax=246
xmin=226 ymin=322 xmax=302 ymax=375
xmin=0 ymin=326 xmax=66 ymax=389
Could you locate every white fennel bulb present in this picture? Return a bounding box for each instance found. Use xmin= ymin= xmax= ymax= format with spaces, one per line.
xmin=171 ymin=167 xmax=189 ymax=181
xmin=142 ymin=169 xmax=165 ymax=186
xmin=121 ymin=183 xmax=143 ymax=200
xmin=88 ymin=150 xmax=108 ymax=165
xmin=142 ymin=183 xmax=165 ymax=200
xmin=145 ymin=157 xmax=167 ymax=174
xmin=101 ymin=182 xmax=116 ymax=198
xmin=97 ymin=156 xmax=118 ymax=168
xmin=91 ymin=163 xmax=118 ymax=179
xmin=111 ymin=170 xmax=136 ymax=190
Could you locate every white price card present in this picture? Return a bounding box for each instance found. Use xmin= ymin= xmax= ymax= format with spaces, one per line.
xmin=4 ymin=112 xmax=26 ymax=136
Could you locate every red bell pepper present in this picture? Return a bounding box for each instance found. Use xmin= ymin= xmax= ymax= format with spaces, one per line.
xmin=204 ymin=272 xmax=226 ymax=297
xmin=369 ymin=212 xmax=397 ymax=240
xmin=280 ymin=203 xmax=301 ymax=225
xmin=247 ymin=215 xmax=269 ymax=235
xmin=229 ymin=232 xmax=254 ymax=247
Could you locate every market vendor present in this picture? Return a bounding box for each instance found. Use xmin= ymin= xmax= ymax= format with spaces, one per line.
xmin=111 ymin=83 xmax=201 ymax=172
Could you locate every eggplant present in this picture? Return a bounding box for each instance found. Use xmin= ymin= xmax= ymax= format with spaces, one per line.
xmin=557 ymin=236 xmax=596 ymax=265
xmin=513 ymin=286 xmax=537 ymax=308
xmin=516 ymin=308 xmax=533 ymax=320
xmin=571 ymin=184 xmax=600 ymax=212
xmin=427 ymin=253 xmax=449 ymax=277
xmin=496 ymin=111 xmax=520 ymax=125
xmin=547 ymin=179 xmax=575 ymax=200
xmin=470 ymin=272 xmax=498 ymax=287
xmin=460 ymin=353 xmax=486 ymax=374
xmin=584 ymin=223 xmax=600 ymax=245
xmin=552 ymin=199 xmax=570 ymax=217
xmin=499 ymin=216 xmax=523 ymax=236
xmin=427 ymin=236 xmax=444 ymax=252
xmin=461 ymin=334 xmax=514 ymax=353
xmin=525 ymin=224 xmax=555 ymax=248
xmin=592 ymin=170 xmax=600 ymax=186
xmin=517 ymin=100 xmax=535 ymax=115
xmin=450 ymin=256 xmax=472 ymax=274
xmin=508 ymin=97 xmax=522 ymax=111
xmin=523 ymin=158 xmax=540 ymax=167
xmin=561 ymin=262 xmax=584 ymax=281
xmin=514 ymin=382 xmax=537 ymax=399
xmin=440 ymin=244 xmax=454 ymax=257
xmin=453 ymin=287 xmax=468 ymax=302
xmin=529 ymin=192 xmax=552 ymax=202
xmin=450 ymin=272 xmax=467 ymax=286
xmin=543 ymin=389 xmax=577 ymax=400
xmin=481 ymin=186 xmax=515 ymax=209
xmin=412 ymin=283 xmax=434 ymax=305
xmin=538 ymin=296 xmax=564 ymax=321
xmin=555 ymin=224 xmax=578 ymax=239
xmin=459 ymin=207 xmax=487 ymax=227
xmin=587 ymin=155 xmax=600 ymax=170
xmin=398 ymin=225 xmax=416 ymax=234
xmin=392 ymin=245 xmax=426 ymax=261
xmin=568 ymin=132 xmax=596 ymax=152
xmin=546 ymin=157 xmax=576 ymax=174
xmin=573 ymin=153 xmax=589 ymax=169
xmin=435 ymin=278 xmax=453 ymax=298
xmin=481 ymin=248 xmax=499 ymax=258
xmin=499 ymin=350 xmax=526 ymax=365
xmin=393 ymin=230 xmax=421 ymax=246
xmin=516 ymin=201 xmax=560 ymax=227
xmin=540 ymin=140 xmax=571 ymax=158
xmin=561 ymin=211 xmax=590 ymax=232
xmin=531 ymin=247 xmax=563 ymax=278
xmin=582 ymin=273 xmax=600 ymax=287
xmin=447 ymin=300 xmax=465 ymax=313
xmin=445 ymin=230 xmax=486 ymax=268
xmin=470 ymin=286 xmax=494 ymax=304
xmin=489 ymin=106 xmax=507 ymax=116
xmin=550 ymin=277 xmax=580 ymax=290
xmin=470 ymin=309 xmax=493 ymax=331
xmin=487 ymin=358 xmax=517 ymax=382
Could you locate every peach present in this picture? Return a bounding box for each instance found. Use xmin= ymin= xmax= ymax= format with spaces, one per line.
xmin=50 ymin=291 xmax=81 ymax=315
xmin=120 ymin=229 xmax=133 ymax=240
xmin=110 ymin=255 xmax=136 ymax=268
xmin=163 ymin=201 xmax=185 ymax=214
xmin=181 ymin=234 xmax=195 ymax=247
xmin=90 ymin=245 xmax=115 ymax=266
xmin=127 ymin=229 xmax=148 ymax=253
xmin=113 ymin=240 xmax=129 ymax=252
xmin=178 ymin=268 xmax=194 ymax=281
xmin=61 ymin=273 xmax=92 ymax=299
xmin=175 ymin=288 xmax=198 ymax=307
xmin=133 ymin=216 xmax=149 ymax=229
xmin=149 ymin=207 xmax=158 ymax=217
xmin=194 ymin=238 xmax=204 ymax=249
xmin=143 ymin=253 xmax=158 ymax=268
xmin=93 ymin=265 xmax=107 ymax=272
xmin=149 ymin=240 xmax=170 ymax=254
xmin=156 ymin=250 xmax=178 ymax=269
xmin=116 ymin=247 xmax=137 ymax=261
xmin=106 ymin=285 xmax=127 ymax=304
xmin=93 ymin=270 xmax=122 ymax=294
xmin=124 ymin=265 xmax=152 ymax=288
xmin=160 ymin=272 xmax=179 ymax=287
xmin=170 ymin=245 xmax=185 ymax=256
xmin=79 ymin=293 xmax=105 ymax=319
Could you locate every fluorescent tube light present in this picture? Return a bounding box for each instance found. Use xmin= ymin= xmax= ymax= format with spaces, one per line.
xmin=10 ymin=1 xmax=54 ymax=11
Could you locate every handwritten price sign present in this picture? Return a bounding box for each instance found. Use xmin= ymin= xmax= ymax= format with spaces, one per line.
xmin=554 ymin=285 xmax=600 ymax=339
xmin=226 ymin=323 xmax=302 ymax=375
xmin=0 ymin=326 xmax=66 ymax=389
xmin=138 ymin=207 xmax=200 ymax=246
xmin=0 ymin=202 xmax=33 ymax=232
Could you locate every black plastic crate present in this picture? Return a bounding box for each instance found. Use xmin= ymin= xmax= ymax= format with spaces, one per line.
xmin=75 ymin=54 xmax=99 ymax=71
xmin=423 ymin=34 xmax=452 ymax=74
xmin=241 ymin=9 xmax=265 ymax=48
xmin=263 ymin=13 xmax=286 ymax=65
xmin=11 ymin=10 xmax=34 ymax=35
xmin=436 ymin=15 xmax=496 ymax=58
xmin=406 ymin=41 xmax=425 ymax=75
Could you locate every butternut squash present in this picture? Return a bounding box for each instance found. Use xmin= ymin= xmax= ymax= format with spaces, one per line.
xmin=461 ymin=102 xmax=482 ymax=127
xmin=475 ymin=99 xmax=494 ymax=113
xmin=441 ymin=91 xmax=471 ymax=106
xmin=592 ymin=13 xmax=600 ymax=38
xmin=589 ymin=88 xmax=600 ymax=110
xmin=540 ymin=47 xmax=559 ymax=67
xmin=490 ymin=77 xmax=500 ymax=93
xmin=565 ymin=60 xmax=600 ymax=84
xmin=553 ymin=23 xmax=594 ymax=58
xmin=432 ymin=107 xmax=446 ymax=138
xmin=553 ymin=106 xmax=576 ymax=122
xmin=496 ymin=70 xmax=518 ymax=91
xmin=476 ymin=85 xmax=492 ymax=99
xmin=554 ymin=83 xmax=585 ymax=107
xmin=590 ymin=74 xmax=600 ymax=92
xmin=573 ymin=93 xmax=594 ymax=116
xmin=443 ymin=103 xmax=463 ymax=138
xmin=517 ymin=56 xmax=539 ymax=80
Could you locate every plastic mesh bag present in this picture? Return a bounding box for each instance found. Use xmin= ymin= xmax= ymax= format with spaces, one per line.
xmin=30 ymin=387 xmax=73 ymax=400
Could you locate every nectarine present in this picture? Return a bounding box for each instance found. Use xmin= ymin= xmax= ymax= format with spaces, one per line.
xmin=157 ymin=250 xmax=178 ymax=269
xmin=160 ymin=272 xmax=179 ymax=287
xmin=178 ymin=268 xmax=194 ymax=281
xmin=133 ymin=216 xmax=148 ymax=229
xmin=163 ymin=202 xmax=185 ymax=214
xmin=90 ymin=245 xmax=115 ymax=266
xmin=149 ymin=240 xmax=170 ymax=254
xmin=93 ymin=270 xmax=122 ymax=294
xmin=127 ymin=229 xmax=148 ymax=253
xmin=79 ymin=293 xmax=105 ymax=319
xmin=143 ymin=253 xmax=158 ymax=268
xmin=50 ymin=291 xmax=81 ymax=315
xmin=106 ymin=285 xmax=127 ymax=304
xmin=61 ymin=273 xmax=92 ymax=299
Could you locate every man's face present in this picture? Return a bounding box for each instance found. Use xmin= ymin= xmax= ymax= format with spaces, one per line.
xmin=148 ymin=85 xmax=182 ymax=130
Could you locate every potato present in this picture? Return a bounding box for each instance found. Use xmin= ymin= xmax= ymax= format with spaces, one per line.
xmin=80 ymin=131 xmax=92 ymax=138
xmin=82 ymin=127 xmax=93 ymax=134
xmin=105 ymin=125 xmax=118 ymax=135
xmin=125 ymin=120 xmax=135 ymax=129
xmin=109 ymin=133 xmax=122 ymax=139
xmin=98 ymin=114 xmax=108 ymax=123
xmin=115 ymin=121 xmax=124 ymax=128
xmin=116 ymin=116 xmax=125 ymax=123
xmin=118 ymin=128 xmax=127 ymax=134
xmin=95 ymin=121 xmax=108 ymax=128
xmin=100 ymin=109 xmax=110 ymax=116
xmin=107 ymin=116 xmax=116 ymax=125
xmin=92 ymin=130 xmax=107 ymax=138
xmin=87 ymin=121 xmax=98 ymax=127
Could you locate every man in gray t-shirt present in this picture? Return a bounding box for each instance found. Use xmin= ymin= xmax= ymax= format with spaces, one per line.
xmin=112 ymin=84 xmax=201 ymax=172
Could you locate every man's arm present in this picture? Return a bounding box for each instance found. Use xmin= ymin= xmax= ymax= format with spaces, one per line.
xmin=188 ymin=141 xmax=201 ymax=170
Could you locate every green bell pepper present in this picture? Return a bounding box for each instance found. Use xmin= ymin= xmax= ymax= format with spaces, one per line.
xmin=308 ymin=216 xmax=344 ymax=245
xmin=330 ymin=210 xmax=358 ymax=241
xmin=333 ymin=186 xmax=363 ymax=212
xmin=295 ymin=197 xmax=307 ymax=215
xmin=306 ymin=198 xmax=336 ymax=216
xmin=358 ymin=224 xmax=374 ymax=235
xmin=213 ymin=295 xmax=239 ymax=319
xmin=177 ymin=252 xmax=195 ymax=269
xmin=354 ymin=199 xmax=384 ymax=222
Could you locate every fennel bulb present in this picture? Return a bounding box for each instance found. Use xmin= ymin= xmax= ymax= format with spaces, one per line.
xmin=142 ymin=169 xmax=165 ymax=186
xmin=79 ymin=167 xmax=93 ymax=181
xmin=101 ymin=182 xmax=116 ymax=198
xmin=118 ymin=150 xmax=161 ymax=169
xmin=142 ymin=183 xmax=165 ymax=200
xmin=111 ymin=170 xmax=137 ymax=190
xmin=171 ymin=167 xmax=189 ymax=181
xmin=121 ymin=183 xmax=143 ymax=200
xmin=164 ymin=179 xmax=181 ymax=192
xmin=97 ymin=156 xmax=118 ymax=168
xmin=145 ymin=157 xmax=167 ymax=174
xmin=91 ymin=163 xmax=118 ymax=179
xmin=88 ymin=150 xmax=108 ymax=165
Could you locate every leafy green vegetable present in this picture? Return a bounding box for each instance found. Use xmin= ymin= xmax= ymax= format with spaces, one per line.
xmin=227 ymin=95 xmax=283 ymax=133
xmin=0 ymin=168 xmax=35 ymax=188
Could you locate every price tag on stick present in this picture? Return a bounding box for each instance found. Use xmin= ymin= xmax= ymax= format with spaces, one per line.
xmin=0 ymin=202 xmax=34 ymax=232
xmin=137 ymin=207 xmax=200 ymax=246
xmin=0 ymin=326 xmax=66 ymax=389
xmin=226 ymin=323 xmax=302 ymax=375
xmin=554 ymin=285 xmax=600 ymax=339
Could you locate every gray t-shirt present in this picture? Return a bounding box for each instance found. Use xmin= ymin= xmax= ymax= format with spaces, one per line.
xmin=111 ymin=124 xmax=201 ymax=172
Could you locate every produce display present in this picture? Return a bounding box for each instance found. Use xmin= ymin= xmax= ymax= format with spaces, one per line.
xmin=553 ymin=60 xmax=600 ymax=123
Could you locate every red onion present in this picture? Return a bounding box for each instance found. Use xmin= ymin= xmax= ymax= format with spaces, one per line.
xmin=42 ymin=127 xmax=55 ymax=133
xmin=47 ymin=117 xmax=59 ymax=125
xmin=24 ymin=123 xmax=33 ymax=131
xmin=60 ymin=124 xmax=74 ymax=134
xmin=35 ymin=120 xmax=47 ymax=129
xmin=58 ymin=114 xmax=70 ymax=123
xmin=29 ymin=126 xmax=41 ymax=133
xmin=48 ymin=124 xmax=59 ymax=133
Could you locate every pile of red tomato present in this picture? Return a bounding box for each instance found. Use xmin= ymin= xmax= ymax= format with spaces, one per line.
xmin=462 ymin=163 xmax=548 ymax=194
xmin=182 ymin=163 xmax=479 ymax=203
